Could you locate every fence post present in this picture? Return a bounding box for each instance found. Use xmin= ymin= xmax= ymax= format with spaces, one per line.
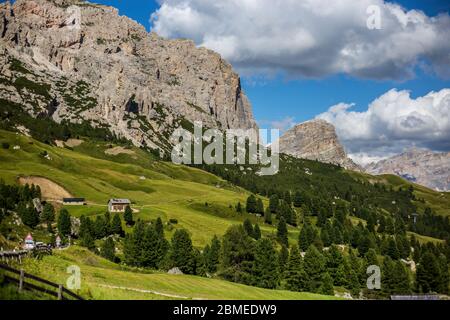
xmin=58 ymin=285 xmax=63 ymax=300
xmin=18 ymin=269 xmax=24 ymax=292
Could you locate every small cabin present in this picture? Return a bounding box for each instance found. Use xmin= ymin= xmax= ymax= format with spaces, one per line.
xmin=108 ymin=199 xmax=131 ymax=213
xmin=63 ymin=198 xmax=86 ymax=206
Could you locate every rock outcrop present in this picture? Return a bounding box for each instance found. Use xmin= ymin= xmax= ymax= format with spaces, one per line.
xmin=365 ymin=148 xmax=450 ymax=191
xmin=278 ymin=119 xmax=360 ymax=170
xmin=0 ymin=0 xmax=257 ymax=151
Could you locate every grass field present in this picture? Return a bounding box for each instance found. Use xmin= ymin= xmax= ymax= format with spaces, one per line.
xmin=0 ymin=130 xmax=301 ymax=247
xmin=14 ymin=246 xmax=336 ymax=300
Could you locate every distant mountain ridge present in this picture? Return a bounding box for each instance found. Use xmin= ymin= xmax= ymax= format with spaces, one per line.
xmin=278 ymin=119 xmax=361 ymax=171
xmin=365 ymin=148 xmax=450 ymax=191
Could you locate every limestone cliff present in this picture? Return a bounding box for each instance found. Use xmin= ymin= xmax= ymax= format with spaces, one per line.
xmin=279 ymin=119 xmax=360 ymax=170
xmin=0 ymin=0 xmax=257 ymax=151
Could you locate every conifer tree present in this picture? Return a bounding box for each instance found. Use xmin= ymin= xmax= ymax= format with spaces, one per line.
xmin=219 ymin=225 xmax=255 ymax=285
xmin=277 ymin=217 xmax=288 ymax=247
xmin=253 ymin=224 xmax=261 ymax=240
xmin=123 ymin=220 xmax=145 ymax=266
xmin=293 ymin=191 xmax=302 ymax=208
xmin=416 ymin=251 xmax=441 ymax=293
xmin=204 ymin=235 xmax=221 ymax=274
xmin=101 ymin=237 xmax=116 ymax=262
xmin=284 ymin=245 xmax=307 ymax=292
xmin=41 ymin=203 xmax=55 ymax=232
xmin=243 ymin=218 xmax=255 ymax=238
xmin=124 ymin=205 xmax=134 ymax=226
xmin=303 ymin=245 xmax=326 ymax=293
xmin=169 ymin=229 xmax=196 ymax=274
xmin=246 ymin=195 xmax=257 ymax=213
xmin=269 ymin=194 xmax=279 ymax=213
xmin=278 ymin=245 xmax=289 ymax=275
xmin=236 ymin=202 xmax=242 ymax=213
xmin=386 ymin=238 xmax=400 ymax=260
xmin=264 ymin=207 xmax=272 ymax=225
xmin=320 ymin=272 xmax=335 ymax=296
xmin=253 ymin=238 xmax=279 ymax=289
xmin=256 ymin=198 xmax=264 ymax=215
xmin=111 ymin=213 xmax=123 ymax=236
xmin=57 ymin=208 xmax=71 ymax=236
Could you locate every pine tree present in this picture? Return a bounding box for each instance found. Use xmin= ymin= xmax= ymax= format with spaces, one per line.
xmin=170 ymin=229 xmax=196 ymax=274
xmin=303 ymin=245 xmax=326 ymax=293
xmin=269 ymin=194 xmax=279 ymax=213
xmin=365 ymin=248 xmax=379 ymax=267
xmin=253 ymin=238 xmax=279 ymax=289
xmin=246 ymin=195 xmax=257 ymax=213
xmin=101 ymin=237 xmax=116 ymax=262
xmin=319 ymin=272 xmax=335 ymax=296
xmin=111 ymin=213 xmax=123 ymax=236
xmin=253 ymin=224 xmax=261 ymax=240
xmin=57 ymin=208 xmax=71 ymax=236
xmin=264 ymin=207 xmax=272 ymax=225
xmin=437 ymin=254 xmax=449 ymax=294
xmin=293 ymin=191 xmax=302 ymax=208
xmin=94 ymin=215 xmax=108 ymax=239
xmin=154 ymin=217 xmax=164 ymax=238
xmin=325 ymin=245 xmax=344 ymax=283
xmin=219 ymin=225 xmax=255 ymax=285
xmin=236 ymin=202 xmax=242 ymax=213
xmin=123 ymin=220 xmax=145 ymax=267
xmin=256 ymin=198 xmax=264 ymax=215
xmin=124 ymin=205 xmax=133 ymax=226
xmin=386 ymin=238 xmax=400 ymax=260
xmin=140 ymin=224 xmax=162 ymax=269
xmin=41 ymin=203 xmax=55 ymax=232
xmin=284 ymin=245 xmax=307 ymax=292
xmin=277 ymin=217 xmax=288 ymax=247
xmin=243 ymin=218 xmax=255 ymax=238
xmin=18 ymin=202 xmax=39 ymax=229
xmin=205 ymin=235 xmax=221 ymax=273
xmin=278 ymin=245 xmax=289 ymax=275
xmin=104 ymin=211 xmax=111 ymax=235
xmin=416 ymin=251 xmax=441 ymax=293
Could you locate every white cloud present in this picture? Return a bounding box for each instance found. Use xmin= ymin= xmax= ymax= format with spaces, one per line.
xmin=316 ymin=88 xmax=450 ymax=164
xmin=151 ymin=0 xmax=450 ymax=79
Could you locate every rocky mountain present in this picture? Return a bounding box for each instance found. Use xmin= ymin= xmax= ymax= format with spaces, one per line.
xmin=278 ymin=119 xmax=361 ymax=170
xmin=365 ymin=148 xmax=450 ymax=191
xmin=0 ymin=0 xmax=257 ymax=152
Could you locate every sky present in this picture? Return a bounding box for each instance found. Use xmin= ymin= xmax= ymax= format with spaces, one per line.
xmin=91 ymin=0 xmax=450 ymax=165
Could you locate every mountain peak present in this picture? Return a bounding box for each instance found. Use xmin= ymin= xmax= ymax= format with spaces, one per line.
xmin=279 ymin=119 xmax=360 ymax=170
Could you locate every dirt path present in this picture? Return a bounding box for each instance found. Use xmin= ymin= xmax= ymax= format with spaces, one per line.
xmin=105 ymin=146 xmax=135 ymax=156
xmin=97 ymin=284 xmax=205 ymax=300
xmin=18 ymin=176 xmax=73 ymax=200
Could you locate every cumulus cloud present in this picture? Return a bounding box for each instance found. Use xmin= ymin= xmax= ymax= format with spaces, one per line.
xmin=151 ymin=0 xmax=450 ymax=79
xmin=316 ymin=88 xmax=450 ymax=164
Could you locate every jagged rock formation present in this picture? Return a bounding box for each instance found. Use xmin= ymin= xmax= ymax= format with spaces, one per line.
xmin=365 ymin=148 xmax=450 ymax=191
xmin=0 ymin=0 xmax=257 ymax=151
xmin=279 ymin=119 xmax=360 ymax=170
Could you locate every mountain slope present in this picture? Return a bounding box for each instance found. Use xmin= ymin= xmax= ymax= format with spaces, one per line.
xmin=0 ymin=0 xmax=256 ymax=152
xmin=279 ymin=119 xmax=360 ymax=170
xmin=365 ymin=148 xmax=450 ymax=191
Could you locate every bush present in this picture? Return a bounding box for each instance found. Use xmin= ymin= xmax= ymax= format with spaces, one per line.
xmin=169 ymin=219 xmax=178 ymax=225
xmin=1 ymin=142 xmax=9 ymax=149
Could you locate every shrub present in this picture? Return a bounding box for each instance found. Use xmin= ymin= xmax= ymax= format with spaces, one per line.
xmin=1 ymin=142 xmax=9 ymax=149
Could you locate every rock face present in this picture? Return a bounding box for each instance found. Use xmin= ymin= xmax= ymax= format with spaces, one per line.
xmin=0 ymin=0 xmax=257 ymax=151
xmin=279 ymin=119 xmax=360 ymax=170
xmin=365 ymin=148 xmax=450 ymax=191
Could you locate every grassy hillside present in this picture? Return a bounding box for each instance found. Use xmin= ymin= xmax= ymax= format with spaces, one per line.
xmin=13 ymin=246 xmax=336 ymax=300
xmin=0 ymin=130 xmax=299 ymax=247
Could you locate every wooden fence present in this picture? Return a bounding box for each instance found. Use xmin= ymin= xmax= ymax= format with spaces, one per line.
xmin=0 ymin=263 xmax=84 ymax=300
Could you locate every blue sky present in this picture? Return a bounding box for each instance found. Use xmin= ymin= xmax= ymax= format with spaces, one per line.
xmin=91 ymin=0 xmax=450 ymax=162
